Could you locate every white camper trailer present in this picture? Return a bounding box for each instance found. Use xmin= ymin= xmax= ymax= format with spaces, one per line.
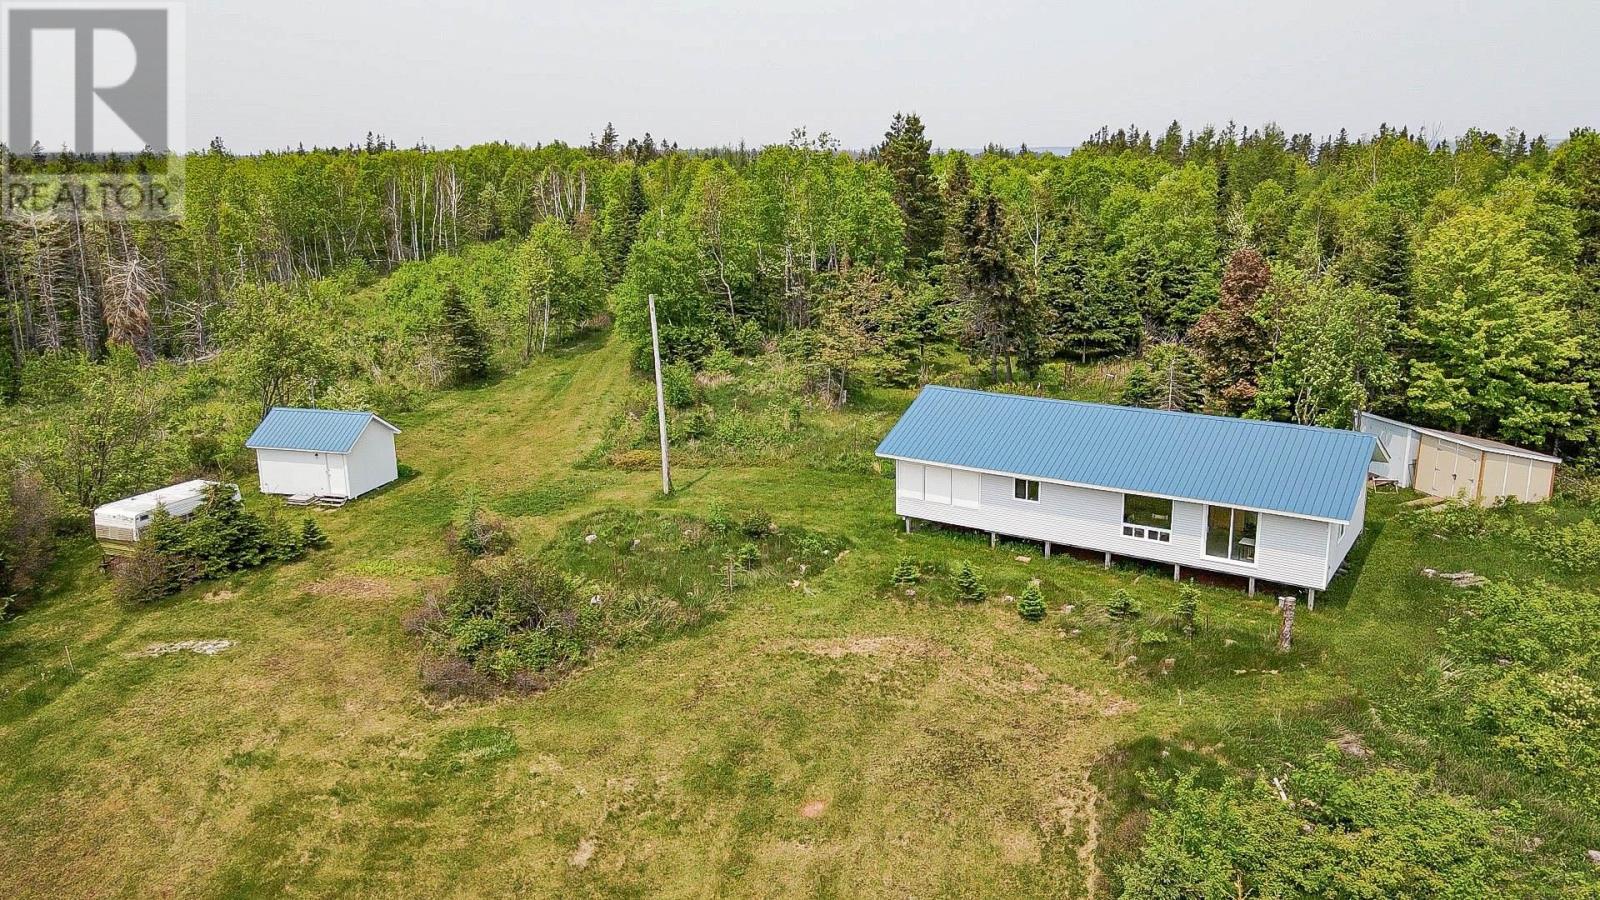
xmin=93 ymin=480 xmax=238 ymax=554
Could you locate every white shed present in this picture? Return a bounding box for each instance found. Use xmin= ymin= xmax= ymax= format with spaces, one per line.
xmin=245 ymin=408 xmax=401 ymax=501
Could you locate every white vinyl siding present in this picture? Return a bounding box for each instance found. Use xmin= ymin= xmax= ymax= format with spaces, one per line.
xmin=256 ymin=448 xmax=333 ymax=497
xmin=895 ymin=463 xmax=1342 ymax=589
xmin=924 ymin=466 xmax=953 ymax=504
xmin=345 ymin=423 xmax=399 ymax=497
xmin=1361 ymin=414 xmax=1417 ymax=487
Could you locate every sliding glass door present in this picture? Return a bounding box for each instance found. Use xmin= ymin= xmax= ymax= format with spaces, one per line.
xmin=1205 ymin=506 xmax=1258 ymax=563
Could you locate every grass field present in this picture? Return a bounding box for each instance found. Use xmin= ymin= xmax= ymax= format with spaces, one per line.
xmin=1 ymin=331 xmax=1595 ymax=897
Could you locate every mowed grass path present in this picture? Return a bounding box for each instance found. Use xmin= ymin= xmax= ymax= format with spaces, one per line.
xmin=0 ymin=333 xmax=1529 ymax=898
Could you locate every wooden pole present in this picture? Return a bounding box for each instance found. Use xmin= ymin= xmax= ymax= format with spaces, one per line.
xmin=648 ymin=294 xmax=671 ymax=495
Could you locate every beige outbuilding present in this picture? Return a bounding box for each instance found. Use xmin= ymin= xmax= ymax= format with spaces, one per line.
xmin=1359 ymin=412 xmax=1558 ymax=504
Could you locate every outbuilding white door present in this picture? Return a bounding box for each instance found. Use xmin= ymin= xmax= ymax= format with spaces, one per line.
xmin=327 ymin=455 xmax=350 ymax=498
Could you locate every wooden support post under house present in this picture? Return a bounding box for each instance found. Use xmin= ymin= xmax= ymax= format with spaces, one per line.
xmin=1248 ymin=577 xmax=1256 ymax=597
xmin=1103 ymin=551 xmax=1112 ymax=569
xmin=1173 ymin=564 xmax=1181 ymax=581
xmin=903 ymin=517 xmax=911 ymax=534
xmin=1044 ymin=541 xmax=1052 ymax=559
xmin=1307 ymin=588 xmax=1316 ymax=611
xmin=990 ymin=532 xmax=997 ymax=549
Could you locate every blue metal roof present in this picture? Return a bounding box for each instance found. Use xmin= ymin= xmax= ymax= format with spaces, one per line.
xmin=875 ymin=386 xmax=1375 ymax=522
xmin=245 ymin=408 xmax=398 ymax=454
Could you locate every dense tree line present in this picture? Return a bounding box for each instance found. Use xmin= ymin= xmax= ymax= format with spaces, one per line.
xmin=611 ymin=118 xmax=1600 ymax=460
xmin=2 ymin=118 xmax=1598 ymax=469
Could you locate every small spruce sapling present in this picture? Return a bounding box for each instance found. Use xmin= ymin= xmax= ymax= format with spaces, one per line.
xmin=1018 ymin=582 xmax=1046 ymax=621
xmin=299 ymin=517 xmax=329 ymax=550
xmin=892 ymin=557 xmax=920 ymax=586
xmin=954 ymin=560 xmax=986 ymax=603
xmin=1106 ymin=588 xmax=1140 ymax=621
xmin=736 ymin=542 xmax=761 ymax=570
xmin=1173 ymin=583 xmax=1199 ymax=636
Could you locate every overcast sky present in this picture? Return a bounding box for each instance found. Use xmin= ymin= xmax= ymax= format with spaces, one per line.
xmin=188 ymin=0 xmax=1599 ymax=152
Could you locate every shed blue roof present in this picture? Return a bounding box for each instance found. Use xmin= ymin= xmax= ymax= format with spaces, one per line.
xmin=245 ymin=408 xmax=398 ymax=454
xmin=875 ymin=386 xmax=1375 ymax=522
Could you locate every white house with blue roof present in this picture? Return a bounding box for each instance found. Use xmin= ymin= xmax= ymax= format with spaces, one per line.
xmin=246 ymin=408 xmax=401 ymax=501
xmin=876 ymin=387 xmax=1383 ymax=600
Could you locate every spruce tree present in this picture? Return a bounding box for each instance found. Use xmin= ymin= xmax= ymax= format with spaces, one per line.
xmin=1105 ymin=589 xmax=1141 ymax=622
xmin=962 ymin=193 xmax=1035 ymax=384
xmin=954 ymin=560 xmax=985 ymax=603
xmin=880 ymin=113 xmax=945 ymax=270
xmin=299 ymin=517 xmax=329 ymax=550
xmin=891 ymin=557 xmax=920 ymax=586
xmin=1018 ymin=582 xmax=1046 ymax=621
xmin=1173 ymin=583 xmax=1199 ymax=636
xmin=942 ymin=153 xmax=974 ymax=264
xmin=607 ymin=165 xmax=648 ymax=281
xmin=440 ymin=284 xmax=490 ymax=384
xmin=1372 ymin=215 xmax=1412 ymax=314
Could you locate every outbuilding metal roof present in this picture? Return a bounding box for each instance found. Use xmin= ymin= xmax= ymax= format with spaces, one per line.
xmin=245 ymin=408 xmax=400 ymax=454
xmin=876 ymin=386 xmax=1377 ymax=522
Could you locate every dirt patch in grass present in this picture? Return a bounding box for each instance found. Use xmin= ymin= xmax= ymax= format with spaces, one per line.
xmin=799 ymin=799 xmax=828 ymax=819
xmin=304 ymin=575 xmax=411 ymax=601
xmin=131 ymin=639 xmax=234 ymax=658
xmin=569 ymin=837 xmax=597 ymax=868
xmin=782 ymin=635 xmax=948 ymax=661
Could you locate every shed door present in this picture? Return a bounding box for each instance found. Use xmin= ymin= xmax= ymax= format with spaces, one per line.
xmin=1455 ymin=445 xmax=1482 ymax=500
xmin=327 ymin=455 xmax=350 ymax=498
xmin=1417 ymin=435 xmax=1444 ymax=497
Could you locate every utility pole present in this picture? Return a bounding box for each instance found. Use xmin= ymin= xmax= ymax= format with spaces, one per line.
xmin=648 ymin=294 xmax=672 ymax=495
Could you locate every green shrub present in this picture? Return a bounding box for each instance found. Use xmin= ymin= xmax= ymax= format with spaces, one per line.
xmin=299 ymin=517 xmax=329 ymax=549
xmin=732 ymin=319 xmax=764 ymax=356
xmin=954 ymin=560 xmax=985 ymax=603
xmin=661 ymin=362 xmax=696 ymax=408
xmin=735 ymin=542 xmax=761 ymax=570
xmin=738 ymin=508 xmax=774 ymax=537
xmin=112 ymin=486 xmax=317 ymax=603
xmin=443 ymin=555 xmax=586 ymax=680
xmin=892 ymin=557 xmax=920 ymax=586
xmin=703 ymin=347 xmax=738 ymax=375
xmin=1119 ymin=756 xmax=1526 ymax=898
xmin=1437 ymin=580 xmax=1600 ymax=796
xmin=1523 ymin=518 xmax=1600 ymax=573
xmin=1172 ymin=583 xmax=1199 ymax=635
xmin=1106 ymin=589 xmax=1141 ymax=621
xmin=111 ymin=543 xmax=183 ymax=604
xmin=1018 ymin=582 xmax=1046 ymax=621
xmin=706 ymin=500 xmax=735 ymax=535
xmin=1138 ymin=629 xmax=1171 ymax=646
xmin=447 ymin=490 xmax=512 ymax=557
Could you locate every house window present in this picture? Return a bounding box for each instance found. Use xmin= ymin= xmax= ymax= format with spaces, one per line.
xmin=1013 ymin=478 xmax=1040 ymax=502
xmin=1205 ymin=506 xmax=1258 ymax=563
xmin=1122 ymin=494 xmax=1172 ymax=542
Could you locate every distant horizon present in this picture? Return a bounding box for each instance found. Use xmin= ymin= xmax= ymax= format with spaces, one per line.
xmin=202 ymin=123 xmax=1588 ymax=158
xmin=182 ymin=0 xmax=1598 ymax=155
